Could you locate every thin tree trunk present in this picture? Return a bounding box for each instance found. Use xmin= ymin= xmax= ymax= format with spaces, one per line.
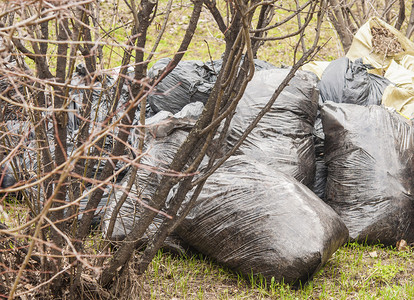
xmin=328 ymin=0 xmax=353 ymax=52
xmin=48 ymin=17 xmax=69 ymax=297
xmin=395 ymin=0 xmax=405 ymax=30
xmin=406 ymin=1 xmax=414 ymax=38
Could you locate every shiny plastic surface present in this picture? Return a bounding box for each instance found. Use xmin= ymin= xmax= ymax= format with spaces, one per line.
xmin=177 ymin=155 xmax=349 ymax=284
xmin=322 ymin=102 xmax=414 ymax=245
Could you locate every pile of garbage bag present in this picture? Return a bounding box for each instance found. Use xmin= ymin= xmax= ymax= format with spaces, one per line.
xmin=100 ymin=65 xmax=349 ymax=285
xmin=104 ymin=17 xmax=414 ymax=254
xmin=5 ymin=21 xmax=414 ymax=284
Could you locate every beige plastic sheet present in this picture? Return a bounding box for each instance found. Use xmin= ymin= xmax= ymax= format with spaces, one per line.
xmin=384 ymin=60 xmax=414 ymax=87
xmin=301 ymin=61 xmax=331 ymax=79
xmin=346 ymin=17 xmax=414 ymax=119
xmin=400 ymin=55 xmax=414 ymax=71
xmin=382 ymin=58 xmax=414 ymax=119
xmin=346 ymin=17 xmax=414 ymax=71
xmin=382 ymin=86 xmax=414 ymax=119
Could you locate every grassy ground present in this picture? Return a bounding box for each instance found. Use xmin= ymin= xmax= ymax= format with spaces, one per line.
xmin=3 ymin=199 xmax=414 ymax=299
xmin=136 ymin=243 xmax=414 ymax=299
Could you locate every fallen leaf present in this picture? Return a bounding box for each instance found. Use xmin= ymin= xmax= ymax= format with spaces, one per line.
xmin=368 ymin=251 xmax=378 ymax=258
xmin=396 ymin=239 xmax=408 ymax=251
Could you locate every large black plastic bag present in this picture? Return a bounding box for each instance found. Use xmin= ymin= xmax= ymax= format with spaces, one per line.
xmin=227 ymin=69 xmax=319 ymax=187
xmin=177 ymin=155 xmax=349 ymax=285
xmin=102 ymin=130 xmax=188 ymax=240
xmin=68 ymin=64 xmax=145 ymax=183
xmin=147 ymin=59 xmax=217 ymax=114
xmin=102 ymin=102 xmax=204 ymax=241
xmin=312 ymin=57 xmax=391 ymax=199
xmin=101 ymin=129 xmax=189 ymax=252
xmin=318 ymin=57 xmax=391 ymax=105
xmin=0 ymin=120 xmax=51 ymax=193
xmin=147 ymin=58 xmax=276 ymax=114
xmin=322 ymin=102 xmax=414 ymax=245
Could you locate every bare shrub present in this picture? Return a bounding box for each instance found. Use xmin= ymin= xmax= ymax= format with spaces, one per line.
xmin=0 ymin=0 xmax=326 ymax=298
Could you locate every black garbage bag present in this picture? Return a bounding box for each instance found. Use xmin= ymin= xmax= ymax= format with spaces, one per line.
xmin=102 ymin=132 xmax=188 ymax=240
xmin=102 ymin=102 xmax=204 ymax=243
xmin=318 ymin=57 xmax=391 ymax=105
xmin=313 ymin=57 xmax=391 ymax=199
xmin=322 ymin=102 xmax=414 ymax=245
xmin=147 ymin=58 xmax=276 ymax=114
xmin=0 ymin=120 xmax=45 ymax=193
xmin=68 ymin=64 xmax=150 ymax=183
xmin=177 ymin=155 xmax=349 ymax=285
xmin=147 ymin=59 xmax=217 ymax=114
xmin=101 ymin=129 xmax=190 ymax=253
xmin=227 ymin=69 xmax=319 ymax=187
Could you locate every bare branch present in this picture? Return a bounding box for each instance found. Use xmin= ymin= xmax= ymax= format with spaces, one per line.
xmin=147 ymin=0 xmax=173 ymax=63
xmin=251 ymin=1 xmax=315 ymax=41
xmin=395 ymin=0 xmax=405 ymax=30
xmin=250 ymin=0 xmax=312 ymax=33
xmin=204 ymin=0 xmax=227 ymax=34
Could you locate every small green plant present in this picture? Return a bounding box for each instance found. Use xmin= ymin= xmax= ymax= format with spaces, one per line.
xmin=370 ymin=261 xmax=404 ymax=284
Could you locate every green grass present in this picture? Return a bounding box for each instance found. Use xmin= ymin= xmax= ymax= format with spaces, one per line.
xmin=136 ymin=243 xmax=414 ymax=299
